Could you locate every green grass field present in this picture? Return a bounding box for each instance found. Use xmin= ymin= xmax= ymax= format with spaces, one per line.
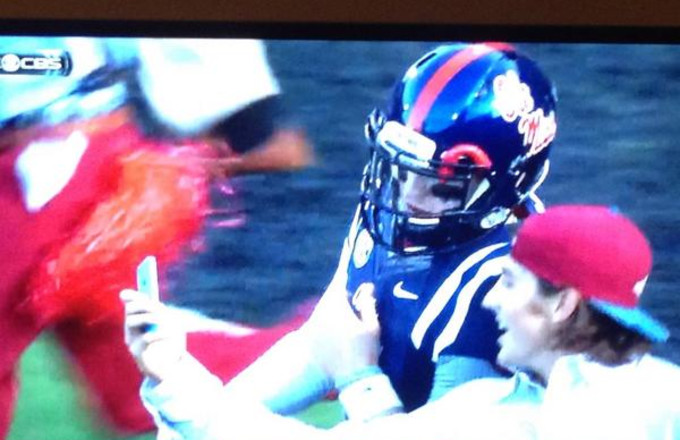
xmin=8 ymin=335 xmax=342 ymax=440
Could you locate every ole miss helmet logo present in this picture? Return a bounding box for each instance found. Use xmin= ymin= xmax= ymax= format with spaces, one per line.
xmin=493 ymin=70 xmax=557 ymax=157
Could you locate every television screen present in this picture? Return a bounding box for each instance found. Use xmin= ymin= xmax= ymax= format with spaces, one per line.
xmin=1 ymin=27 xmax=678 ymax=440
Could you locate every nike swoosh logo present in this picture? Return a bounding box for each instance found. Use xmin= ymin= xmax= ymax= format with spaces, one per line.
xmin=393 ymin=281 xmax=419 ymax=300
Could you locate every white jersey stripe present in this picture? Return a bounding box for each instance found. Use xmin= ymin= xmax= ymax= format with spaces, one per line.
xmin=347 ymin=205 xmax=362 ymax=248
xmin=411 ymin=242 xmax=507 ymax=349
xmin=431 ymin=256 xmax=505 ymax=361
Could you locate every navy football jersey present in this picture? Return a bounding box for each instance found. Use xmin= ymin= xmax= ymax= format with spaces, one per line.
xmin=341 ymin=208 xmax=510 ymax=410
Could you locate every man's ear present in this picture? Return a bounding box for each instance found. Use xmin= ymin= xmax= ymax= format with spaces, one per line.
xmin=551 ymin=287 xmax=581 ymax=324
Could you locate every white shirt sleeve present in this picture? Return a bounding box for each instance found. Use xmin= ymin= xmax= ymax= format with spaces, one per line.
xmin=141 ymin=353 xmax=331 ymax=440
xmin=333 ymin=377 xmax=535 ymax=440
xmin=136 ymin=38 xmax=281 ymax=135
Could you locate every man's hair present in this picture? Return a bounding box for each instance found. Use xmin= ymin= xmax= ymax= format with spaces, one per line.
xmin=537 ymin=278 xmax=652 ymax=366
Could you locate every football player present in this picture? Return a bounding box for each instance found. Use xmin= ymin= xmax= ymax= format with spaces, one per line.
xmin=342 ymin=41 xmax=556 ymax=408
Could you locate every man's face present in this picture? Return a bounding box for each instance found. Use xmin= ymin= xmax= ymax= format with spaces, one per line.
xmin=482 ymin=258 xmax=555 ymax=373
xmin=397 ymin=170 xmax=463 ymax=217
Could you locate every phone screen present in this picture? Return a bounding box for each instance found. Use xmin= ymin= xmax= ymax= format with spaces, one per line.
xmin=136 ymin=255 xmax=160 ymax=301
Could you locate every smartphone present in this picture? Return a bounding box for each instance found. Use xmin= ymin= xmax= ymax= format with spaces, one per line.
xmin=137 ymin=256 xmax=160 ymax=332
xmin=137 ymin=255 xmax=160 ymax=302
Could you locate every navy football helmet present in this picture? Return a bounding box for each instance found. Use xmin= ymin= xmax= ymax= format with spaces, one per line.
xmin=361 ymin=43 xmax=557 ymax=254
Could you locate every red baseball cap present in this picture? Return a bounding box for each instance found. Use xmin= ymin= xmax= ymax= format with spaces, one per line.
xmin=511 ymin=205 xmax=669 ymax=343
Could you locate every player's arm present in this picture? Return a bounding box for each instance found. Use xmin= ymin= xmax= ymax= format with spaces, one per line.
xmin=218 ymin=323 xmax=333 ymax=415
xmin=220 ymin=218 xmax=362 ymax=415
xmin=215 ymin=247 xmax=349 ymax=415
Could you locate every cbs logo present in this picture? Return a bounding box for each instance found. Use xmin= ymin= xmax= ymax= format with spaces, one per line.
xmin=1 ymin=54 xmax=63 ymax=72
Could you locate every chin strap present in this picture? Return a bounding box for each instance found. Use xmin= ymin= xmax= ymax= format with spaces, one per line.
xmin=510 ymin=192 xmax=545 ymax=222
